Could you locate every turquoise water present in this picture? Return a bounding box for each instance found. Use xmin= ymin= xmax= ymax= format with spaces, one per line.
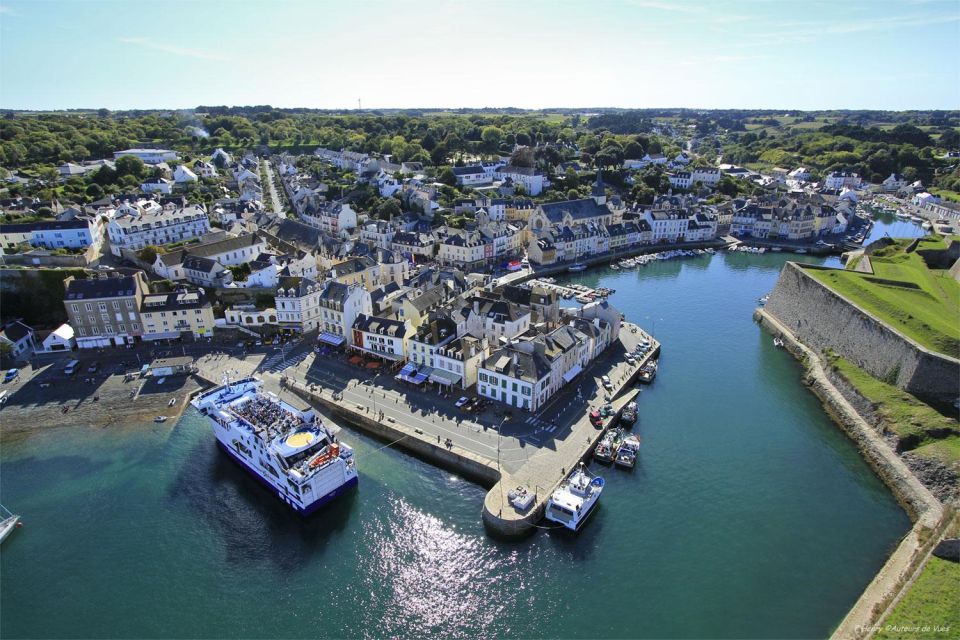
xmin=1 ymin=248 xmax=911 ymax=638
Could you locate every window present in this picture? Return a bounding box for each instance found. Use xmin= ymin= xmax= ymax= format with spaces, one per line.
xmin=126 ymin=300 xmax=134 ymax=309
xmin=112 ymin=301 xmax=120 ymax=310
xmin=92 ymin=327 xmax=100 ymax=335
xmin=87 ymin=315 xmax=96 ymax=324
xmin=118 ymin=324 xmax=125 ymax=332
xmin=85 ymin=303 xmax=93 ymax=312
xmin=105 ymin=325 xmax=114 ymax=335
xmin=71 ymin=304 xmax=79 ymax=313
xmin=132 ymin=323 xmax=140 ymax=331
xmin=98 ymin=302 xmax=107 ymax=312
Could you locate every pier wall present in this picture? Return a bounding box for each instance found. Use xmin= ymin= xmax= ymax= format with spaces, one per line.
xmin=282 ymin=379 xmax=500 ymax=488
xmin=764 ymin=262 xmax=959 ymax=405
xmin=755 ymin=309 xmax=947 ymax=640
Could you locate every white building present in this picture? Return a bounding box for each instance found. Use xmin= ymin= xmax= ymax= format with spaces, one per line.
xmin=0 ymin=218 xmax=102 ymax=252
xmin=691 ymin=167 xmax=721 ymax=187
xmin=824 ymin=171 xmax=861 ymax=190
xmin=453 ymin=165 xmax=489 ymax=186
xmin=495 ymin=165 xmax=546 ymax=196
xmin=669 ymin=172 xmax=692 ymax=190
xmin=173 ymin=165 xmax=198 ymax=183
xmin=140 ymin=178 xmax=174 ymax=194
xmin=41 ymin=323 xmax=76 ymax=352
xmin=351 ymin=313 xmax=412 ymax=362
xmin=113 ymin=148 xmax=179 ymax=164
xmin=107 ymin=202 xmax=210 ymax=257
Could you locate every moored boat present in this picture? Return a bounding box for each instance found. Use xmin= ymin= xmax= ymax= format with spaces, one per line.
xmin=620 ymin=401 xmax=637 ymax=426
xmin=594 ymin=430 xmax=616 ymax=463
xmin=615 ymin=434 xmax=641 ymax=469
xmin=544 ymin=463 xmax=604 ymax=531
xmin=0 ymin=504 xmax=21 ymax=544
xmin=638 ymin=361 xmax=657 ymax=384
xmin=568 ymin=263 xmax=587 ymax=272
xmin=191 ymin=376 xmax=357 ymax=515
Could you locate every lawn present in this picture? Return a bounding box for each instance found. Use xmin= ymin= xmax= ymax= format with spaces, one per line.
xmin=805 ymin=238 xmax=960 ymax=358
xmin=875 ymin=556 xmax=960 ymax=640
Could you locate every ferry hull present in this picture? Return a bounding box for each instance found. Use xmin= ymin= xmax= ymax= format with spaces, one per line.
xmin=217 ymin=441 xmax=358 ymax=516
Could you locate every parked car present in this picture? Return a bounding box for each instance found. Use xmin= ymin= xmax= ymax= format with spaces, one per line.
xmin=3 ymin=368 xmax=18 ymax=383
xmin=88 ymin=362 xmax=99 ymax=373
xmin=455 ymin=396 xmax=470 ymax=408
xmin=601 ymin=375 xmax=612 ymax=390
xmin=589 ymin=409 xmax=602 ymax=426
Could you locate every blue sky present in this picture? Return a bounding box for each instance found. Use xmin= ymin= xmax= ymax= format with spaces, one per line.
xmin=1 ymin=0 xmax=958 ymax=111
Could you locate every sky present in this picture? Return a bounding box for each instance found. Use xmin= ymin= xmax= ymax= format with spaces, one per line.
xmin=0 ymin=0 xmax=958 ymax=111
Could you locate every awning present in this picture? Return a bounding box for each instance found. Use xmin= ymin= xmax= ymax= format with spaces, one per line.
xmin=353 ymin=345 xmax=404 ymax=361
xmin=318 ymin=332 xmax=345 ymax=346
xmin=396 ymin=370 xmax=428 ymax=384
xmin=429 ymin=368 xmax=463 ymax=386
xmin=398 ymin=362 xmax=416 ymax=376
xmin=562 ymin=364 xmax=583 ymax=383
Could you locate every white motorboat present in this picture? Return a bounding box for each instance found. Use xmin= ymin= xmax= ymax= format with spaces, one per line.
xmin=568 ymin=263 xmax=587 ymax=272
xmin=545 ymin=464 xmax=604 ymax=531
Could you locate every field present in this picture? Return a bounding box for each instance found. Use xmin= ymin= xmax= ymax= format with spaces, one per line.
xmin=807 ymin=237 xmax=960 ymax=358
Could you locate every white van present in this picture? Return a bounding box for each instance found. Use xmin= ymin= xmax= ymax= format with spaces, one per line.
xmin=64 ymin=359 xmax=80 ymax=375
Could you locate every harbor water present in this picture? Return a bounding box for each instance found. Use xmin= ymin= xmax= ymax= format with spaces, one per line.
xmin=1 ymin=219 xmax=925 ymax=639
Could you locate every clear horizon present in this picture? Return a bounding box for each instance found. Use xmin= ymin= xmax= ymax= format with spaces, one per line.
xmin=1 ymin=0 xmax=958 ymax=112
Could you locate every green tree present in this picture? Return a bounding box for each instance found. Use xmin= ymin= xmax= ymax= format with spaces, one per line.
xmin=438 ymin=166 xmax=457 ymax=186
xmin=137 ymin=245 xmax=161 ymax=264
xmin=481 ymin=126 xmax=503 ymax=153
xmin=85 ymin=183 xmax=104 ymax=199
xmin=375 ymin=198 xmax=402 ymax=220
xmin=115 ymin=155 xmax=146 ymax=179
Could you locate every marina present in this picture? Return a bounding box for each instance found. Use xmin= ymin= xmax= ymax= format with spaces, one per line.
xmin=0 ymin=244 xmax=915 ymax=638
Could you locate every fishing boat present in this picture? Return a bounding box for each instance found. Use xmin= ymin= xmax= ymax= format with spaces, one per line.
xmin=544 ymin=463 xmax=604 ymax=531
xmin=620 ymin=401 xmax=637 ymax=426
xmin=568 ymin=263 xmax=587 ymax=273
xmin=594 ymin=430 xmax=617 ymax=463
xmin=615 ymin=434 xmax=641 ymax=469
xmin=638 ymin=361 xmax=657 ymax=384
xmin=610 ymin=264 xmax=620 ymax=270
xmin=0 ymin=504 xmax=21 ymax=544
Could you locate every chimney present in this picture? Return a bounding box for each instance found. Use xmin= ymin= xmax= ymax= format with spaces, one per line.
xmin=594 ymin=317 xmax=600 ymax=329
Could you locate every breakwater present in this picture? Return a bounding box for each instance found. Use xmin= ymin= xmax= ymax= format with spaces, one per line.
xmin=765 ymin=261 xmax=959 ymax=405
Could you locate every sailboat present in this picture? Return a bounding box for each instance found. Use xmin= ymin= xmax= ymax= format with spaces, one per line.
xmin=0 ymin=504 xmax=22 ymax=544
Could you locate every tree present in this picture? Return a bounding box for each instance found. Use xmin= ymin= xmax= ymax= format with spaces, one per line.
xmin=564 ymin=167 xmax=579 ymax=188
xmin=438 ymin=166 xmax=457 ymax=186
xmin=624 ymin=140 xmax=644 ymax=159
xmin=137 ymin=245 xmax=161 ymax=264
xmin=375 ymin=198 xmax=402 ymax=220
xmin=85 ymin=183 xmax=104 ymax=199
xmin=717 ymin=176 xmax=740 ymax=197
xmin=481 ymin=126 xmax=503 ymax=153
xmin=566 ymin=188 xmax=580 ymax=200
xmin=115 ymin=155 xmax=146 ymax=179
xmin=510 ymin=147 xmax=535 ymax=168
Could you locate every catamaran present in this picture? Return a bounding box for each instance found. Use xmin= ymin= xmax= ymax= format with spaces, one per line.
xmin=191 ymin=377 xmax=357 ymax=514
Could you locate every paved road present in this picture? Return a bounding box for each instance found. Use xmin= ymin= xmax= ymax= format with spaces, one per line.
xmin=262 ymin=158 xmax=285 ymax=217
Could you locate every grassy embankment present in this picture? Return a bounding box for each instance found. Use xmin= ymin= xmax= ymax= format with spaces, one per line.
xmin=825 ymin=354 xmax=959 ymax=467
xmin=807 ymin=236 xmax=960 ymax=359
xmin=875 ymin=516 xmax=960 ymax=640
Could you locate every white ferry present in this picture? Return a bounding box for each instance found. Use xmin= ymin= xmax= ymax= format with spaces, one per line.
xmin=191 ymin=377 xmax=357 ymax=514
xmin=544 ymin=464 xmax=604 ymax=531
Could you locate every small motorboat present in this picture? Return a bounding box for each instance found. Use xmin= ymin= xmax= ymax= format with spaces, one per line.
xmin=638 ymin=361 xmax=657 ymax=384
xmin=773 ymin=337 xmax=785 ymax=348
xmin=758 ymin=295 xmax=769 ymax=305
xmin=615 ymin=434 xmax=641 ymax=469
xmin=167 ymin=398 xmax=177 ymax=407
xmin=620 ymin=401 xmax=637 ymax=426
xmin=154 ymin=416 xmax=168 ymax=423
xmin=568 ymin=263 xmax=587 ymax=273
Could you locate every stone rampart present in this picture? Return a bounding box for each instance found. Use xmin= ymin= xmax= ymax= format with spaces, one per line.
xmin=765 ymin=262 xmax=959 ymax=406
